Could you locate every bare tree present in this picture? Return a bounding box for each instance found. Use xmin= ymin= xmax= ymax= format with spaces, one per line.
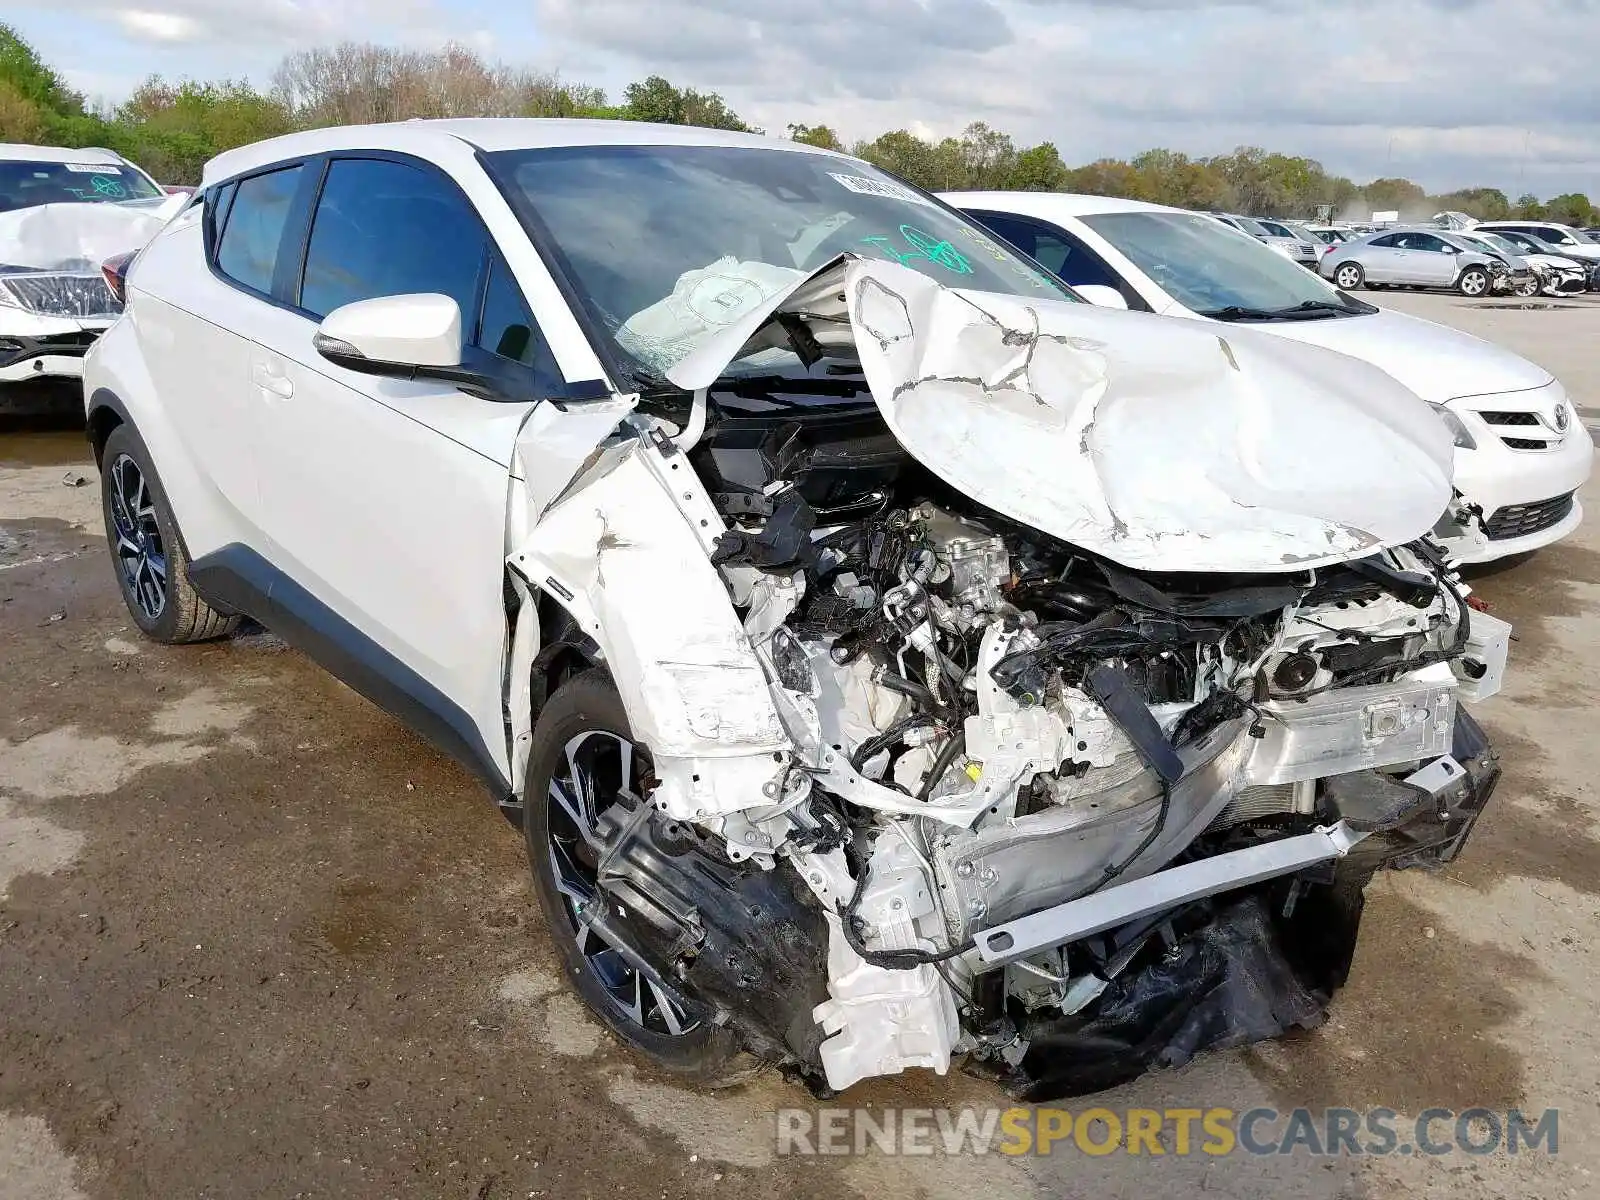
xmin=272 ymin=42 xmax=610 ymax=127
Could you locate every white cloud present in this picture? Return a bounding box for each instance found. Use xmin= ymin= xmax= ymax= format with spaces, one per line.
xmin=533 ymin=0 xmax=1600 ymax=193
xmin=115 ymin=10 xmax=204 ymax=41
xmin=45 ymin=0 xmax=440 ymax=47
xmin=12 ymin=0 xmax=1600 ymax=192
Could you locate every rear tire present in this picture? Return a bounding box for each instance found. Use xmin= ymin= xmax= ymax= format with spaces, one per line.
xmin=1333 ymin=262 xmax=1365 ymax=290
xmin=1458 ymin=266 xmax=1490 ymax=297
xmin=100 ymin=424 xmax=239 ymax=644
xmin=522 ymin=672 xmax=754 ymax=1085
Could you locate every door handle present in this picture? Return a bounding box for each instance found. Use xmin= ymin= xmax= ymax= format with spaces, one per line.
xmin=251 ymin=361 xmax=294 ymax=400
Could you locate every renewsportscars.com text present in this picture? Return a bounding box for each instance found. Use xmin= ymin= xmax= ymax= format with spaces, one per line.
xmin=775 ymin=1106 xmax=1559 ymax=1158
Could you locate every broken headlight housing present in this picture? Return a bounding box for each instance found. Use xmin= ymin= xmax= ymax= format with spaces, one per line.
xmin=1431 ymin=404 xmax=1477 ymax=450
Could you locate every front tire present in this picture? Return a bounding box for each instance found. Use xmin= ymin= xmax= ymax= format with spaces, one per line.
xmin=100 ymin=424 xmax=238 ymax=644
xmin=522 ymin=672 xmax=749 ymax=1082
xmin=1514 ymin=276 xmax=1540 ymax=298
xmin=1333 ymin=262 xmax=1365 ymax=290
xmin=1458 ymin=266 xmax=1490 ymax=297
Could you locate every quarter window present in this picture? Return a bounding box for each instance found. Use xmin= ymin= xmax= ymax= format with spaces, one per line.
xmin=299 ymin=158 xmax=484 ymax=320
xmin=216 ymin=165 xmax=303 ymax=295
xmin=478 ymin=256 xmax=540 ymax=366
xmin=207 ymin=181 xmax=238 ymax=256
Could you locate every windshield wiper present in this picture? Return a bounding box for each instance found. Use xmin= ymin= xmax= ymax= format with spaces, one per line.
xmin=1201 ymin=299 xmax=1363 ymax=322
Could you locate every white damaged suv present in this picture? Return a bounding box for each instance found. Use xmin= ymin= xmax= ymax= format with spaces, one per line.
xmin=85 ymin=121 xmax=1508 ymax=1100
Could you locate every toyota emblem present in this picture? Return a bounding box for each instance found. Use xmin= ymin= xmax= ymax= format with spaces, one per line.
xmin=1555 ymin=404 xmax=1570 ymax=433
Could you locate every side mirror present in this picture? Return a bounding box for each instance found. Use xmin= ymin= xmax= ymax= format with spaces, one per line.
xmin=314 ymin=293 xmax=495 ymax=395
xmin=1075 ymin=284 xmax=1129 ymax=310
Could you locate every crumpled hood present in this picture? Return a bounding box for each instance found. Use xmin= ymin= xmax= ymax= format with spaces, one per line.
xmin=0 ymin=195 xmax=183 ymax=273
xmin=1262 ymin=307 xmax=1552 ymax=403
xmin=0 ymin=197 xmax=182 ymax=321
xmin=669 ymin=257 xmax=1454 ymax=574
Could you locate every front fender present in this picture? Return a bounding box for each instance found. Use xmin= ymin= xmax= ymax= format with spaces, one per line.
xmin=509 ymin=436 xmax=793 ymax=820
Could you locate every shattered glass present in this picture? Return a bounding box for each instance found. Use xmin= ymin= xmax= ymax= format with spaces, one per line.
xmin=0 ymin=272 xmax=120 ymax=319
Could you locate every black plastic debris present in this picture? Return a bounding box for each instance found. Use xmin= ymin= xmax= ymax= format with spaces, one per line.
xmin=974 ymin=893 xmax=1337 ymax=1102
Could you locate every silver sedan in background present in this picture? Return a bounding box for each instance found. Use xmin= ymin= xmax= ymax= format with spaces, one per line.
xmin=1321 ymin=227 xmax=1523 ymax=296
xmin=1211 ymin=213 xmax=1321 ymax=268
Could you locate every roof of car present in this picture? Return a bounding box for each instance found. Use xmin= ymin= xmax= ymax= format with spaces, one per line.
xmin=0 ymin=142 xmax=127 ymax=165
xmin=203 ymin=119 xmax=846 ymax=186
xmin=942 ymin=191 xmax=1184 ymax=218
xmin=1476 ymin=219 xmax=1572 ymax=230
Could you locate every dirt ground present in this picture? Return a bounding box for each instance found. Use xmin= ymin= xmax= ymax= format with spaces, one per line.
xmin=3 ymin=293 xmax=1598 ymax=1200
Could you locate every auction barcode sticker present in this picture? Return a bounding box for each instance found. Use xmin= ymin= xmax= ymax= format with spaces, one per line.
xmin=65 ymin=163 xmax=123 ymax=174
xmin=828 ymin=172 xmax=933 ymax=208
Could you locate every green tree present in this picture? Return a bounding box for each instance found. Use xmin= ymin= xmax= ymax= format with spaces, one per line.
xmin=1429 ymin=187 xmax=1510 ymax=221
xmin=1543 ymin=192 xmax=1596 ymax=226
xmin=1362 ymin=176 xmax=1428 ymax=217
xmin=1060 ymin=158 xmax=1147 ymax=201
xmin=788 ymin=123 xmax=844 ymax=151
xmin=1008 ymin=142 xmax=1068 ymax=192
xmin=0 ymin=22 xmax=116 ymax=147
xmin=1130 ymin=148 xmax=1236 ymax=210
xmin=1512 ymin=192 xmax=1546 ymax=218
xmin=110 ymin=77 xmax=295 ymax=184
xmin=621 ymin=74 xmax=751 ymax=131
xmin=0 ymin=22 xmax=81 ymax=117
xmin=853 ymin=129 xmax=940 ymax=188
xmin=955 ymin=121 xmax=1016 ymax=189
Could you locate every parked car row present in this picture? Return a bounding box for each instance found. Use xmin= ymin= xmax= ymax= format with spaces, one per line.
xmin=1198 ymin=208 xmax=1600 ymax=297
xmin=1321 ymin=227 xmax=1528 ymax=296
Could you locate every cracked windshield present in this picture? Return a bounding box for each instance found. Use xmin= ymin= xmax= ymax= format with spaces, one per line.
xmin=488 ymin=144 xmax=1068 ymax=379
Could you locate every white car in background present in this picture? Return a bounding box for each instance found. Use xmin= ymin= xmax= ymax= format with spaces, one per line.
xmin=948 ymin=191 xmax=1593 ymax=564
xmin=1453 ymin=229 xmax=1590 ymax=296
xmin=1473 ymin=221 xmax=1600 ymax=264
xmin=0 ymin=143 xmax=175 ymax=409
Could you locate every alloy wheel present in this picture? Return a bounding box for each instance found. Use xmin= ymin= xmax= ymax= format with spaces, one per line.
xmin=1460 ymin=269 xmax=1489 ymax=296
xmin=1335 ymin=265 xmax=1361 ymax=289
xmin=544 ymin=730 xmax=701 ymax=1038
xmin=107 ymin=452 xmax=167 ymax=621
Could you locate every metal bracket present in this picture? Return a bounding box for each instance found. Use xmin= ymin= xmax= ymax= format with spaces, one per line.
xmin=973 ymin=820 xmax=1369 ymax=967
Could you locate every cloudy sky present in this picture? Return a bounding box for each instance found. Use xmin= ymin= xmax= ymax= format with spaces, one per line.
xmin=10 ymin=0 xmax=1600 ymax=196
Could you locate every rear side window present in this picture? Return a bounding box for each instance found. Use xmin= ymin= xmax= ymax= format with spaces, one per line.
xmin=216 ymin=166 xmax=303 ymax=295
xmin=299 ymin=158 xmax=483 ymax=320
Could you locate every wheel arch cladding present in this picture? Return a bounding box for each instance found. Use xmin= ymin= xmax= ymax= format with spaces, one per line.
xmin=87 ymin=388 xmax=129 ymax=465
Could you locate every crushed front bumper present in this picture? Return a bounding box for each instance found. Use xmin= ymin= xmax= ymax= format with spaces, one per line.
xmin=966 ymin=710 xmax=1499 ymax=1100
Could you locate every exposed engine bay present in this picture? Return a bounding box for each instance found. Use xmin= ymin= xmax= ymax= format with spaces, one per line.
xmin=511 ymin=256 xmax=1510 ymax=1099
